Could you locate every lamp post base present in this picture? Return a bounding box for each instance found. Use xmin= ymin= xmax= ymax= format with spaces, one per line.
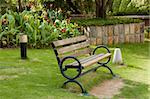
xmin=20 ymin=43 xmax=27 ymax=59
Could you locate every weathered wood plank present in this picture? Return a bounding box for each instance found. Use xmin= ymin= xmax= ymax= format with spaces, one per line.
xmin=102 ymin=36 xmax=108 ymax=45
xmin=118 ymin=24 xmax=124 ymax=35
xmin=82 ymin=53 xmax=111 ymax=67
xmin=130 ymin=24 xmax=135 ymax=34
xmin=125 ymin=35 xmax=130 ymax=43
xmin=96 ymin=26 xmax=103 ymax=37
xmin=82 ymin=54 xmax=108 ymax=64
xmin=114 ymin=25 xmax=119 ymax=36
xmin=59 ymin=48 xmax=91 ymax=59
xmin=90 ymin=38 xmax=97 ymax=45
xmin=108 ymin=36 xmax=113 ymax=45
xmin=89 ymin=26 xmax=97 ymax=38
xmin=129 ymin=35 xmax=135 ymax=43
xmin=79 ymin=55 xmax=101 ymax=64
xmin=119 ymin=34 xmax=125 ymax=43
xmin=134 ymin=23 xmax=140 ymax=34
xmin=53 ymin=35 xmax=87 ymax=47
xmin=96 ymin=38 xmax=102 ymax=45
xmin=70 ymin=54 xmax=104 ymax=65
xmin=114 ymin=36 xmax=119 ymax=44
xmin=102 ymin=26 xmax=108 ymax=36
xmin=57 ymin=41 xmax=90 ymax=54
xmin=108 ymin=25 xmax=114 ymax=36
xmin=124 ymin=24 xmax=130 ymax=35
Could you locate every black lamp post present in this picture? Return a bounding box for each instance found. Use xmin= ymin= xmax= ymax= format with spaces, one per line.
xmin=20 ymin=34 xmax=27 ymax=59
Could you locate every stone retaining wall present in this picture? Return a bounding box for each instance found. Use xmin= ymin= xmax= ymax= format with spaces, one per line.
xmin=85 ymin=22 xmax=145 ymax=45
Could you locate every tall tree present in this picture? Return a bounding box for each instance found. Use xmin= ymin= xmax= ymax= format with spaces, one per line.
xmin=95 ymin=0 xmax=113 ymax=18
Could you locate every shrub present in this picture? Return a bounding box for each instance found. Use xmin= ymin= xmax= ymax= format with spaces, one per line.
xmin=0 ymin=10 xmax=81 ymax=48
xmin=71 ymin=18 xmax=143 ymax=26
xmin=145 ymin=27 xmax=150 ymax=39
xmin=112 ymin=0 xmax=150 ymax=15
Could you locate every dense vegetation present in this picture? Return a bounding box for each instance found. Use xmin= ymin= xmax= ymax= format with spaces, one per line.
xmin=0 ymin=0 xmax=149 ymax=16
xmin=0 ymin=0 xmax=149 ymax=48
xmin=112 ymin=0 xmax=150 ymax=15
xmin=0 ymin=10 xmax=81 ymax=48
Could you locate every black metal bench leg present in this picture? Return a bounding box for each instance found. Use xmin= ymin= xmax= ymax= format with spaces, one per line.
xmin=62 ymin=80 xmax=87 ymax=94
xmin=101 ymin=64 xmax=115 ymax=77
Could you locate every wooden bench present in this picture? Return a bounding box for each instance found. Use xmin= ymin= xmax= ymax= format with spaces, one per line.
xmin=51 ymin=35 xmax=115 ymax=94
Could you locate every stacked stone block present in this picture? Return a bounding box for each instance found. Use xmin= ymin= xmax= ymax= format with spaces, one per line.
xmin=87 ymin=22 xmax=145 ymax=45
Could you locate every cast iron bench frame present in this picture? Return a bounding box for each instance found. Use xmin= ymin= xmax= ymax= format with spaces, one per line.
xmin=51 ymin=35 xmax=115 ymax=94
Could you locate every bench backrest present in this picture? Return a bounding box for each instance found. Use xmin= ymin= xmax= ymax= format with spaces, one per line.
xmin=52 ymin=35 xmax=91 ymax=63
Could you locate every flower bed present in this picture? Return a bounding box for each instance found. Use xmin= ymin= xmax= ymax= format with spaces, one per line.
xmin=0 ymin=10 xmax=81 ymax=48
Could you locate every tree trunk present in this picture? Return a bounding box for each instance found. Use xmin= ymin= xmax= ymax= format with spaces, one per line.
xmin=95 ymin=0 xmax=113 ymax=18
xmin=95 ymin=0 xmax=106 ymax=18
xmin=18 ymin=0 xmax=23 ymax=12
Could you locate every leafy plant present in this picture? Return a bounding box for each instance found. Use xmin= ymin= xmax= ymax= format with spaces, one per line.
xmin=0 ymin=12 xmax=19 ymax=47
xmin=0 ymin=10 xmax=81 ymax=48
xmin=145 ymin=27 xmax=150 ymax=39
xmin=112 ymin=0 xmax=150 ymax=15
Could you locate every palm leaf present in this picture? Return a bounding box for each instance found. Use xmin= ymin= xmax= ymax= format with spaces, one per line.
xmin=7 ymin=14 xmax=15 ymax=29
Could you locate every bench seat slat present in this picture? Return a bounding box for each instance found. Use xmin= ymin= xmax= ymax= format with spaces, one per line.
xmin=70 ymin=54 xmax=104 ymax=65
xmin=57 ymin=41 xmax=90 ymax=54
xmin=53 ymin=35 xmax=87 ymax=47
xmin=82 ymin=53 xmax=111 ymax=67
xmin=70 ymin=53 xmax=111 ymax=67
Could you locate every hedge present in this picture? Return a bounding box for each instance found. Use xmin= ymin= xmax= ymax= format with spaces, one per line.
xmin=71 ymin=18 xmax=143 ymax=26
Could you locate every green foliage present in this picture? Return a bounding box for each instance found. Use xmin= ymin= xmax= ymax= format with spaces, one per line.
xmin=71 ymin=18 xmax=143 ymax=26
xmin=0 ymin=10 xmax=81 ymax=48
xmin=0 ymin=0 xmax=17 ymax=15
xmin=145 ymin=27 xmax=150 ymax=39
xmin=119 ymin=0 xmax=131 ymax=13
xmin=112 ymin=0 xmax=150 ymax=15
xmin=0 ymin=12 xmax=19 ymax=47
xmin=125 ymin=2 xmax=138 ymax=14
xmin=112 ymin=0 xmax=122 ymax=15
xmin=73 ymin=0 xmax=95 ymax=14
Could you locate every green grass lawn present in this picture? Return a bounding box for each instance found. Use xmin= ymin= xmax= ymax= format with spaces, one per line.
xmin=0 ymin=41 xmax=149 ymax=99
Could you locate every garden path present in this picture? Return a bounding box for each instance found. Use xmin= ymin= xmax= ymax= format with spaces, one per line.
xmin=90 ymin=78 xmax=124 ymax=99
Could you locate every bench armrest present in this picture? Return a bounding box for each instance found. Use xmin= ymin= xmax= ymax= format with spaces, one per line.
xmin=59 ymin=56 xmax=82 ymax=80
xmin=92 ymin=45 xmax=111 ymax=55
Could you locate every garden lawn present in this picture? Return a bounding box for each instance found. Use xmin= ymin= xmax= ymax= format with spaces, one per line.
xmin=0 ymin=41 xmax=149 ymax=99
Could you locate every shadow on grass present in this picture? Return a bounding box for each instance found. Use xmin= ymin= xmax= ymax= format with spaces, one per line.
xmin=62 ymin=70 xmax=113 ymax=94
xmin=113 ymin=79 xmax=149 ymax=99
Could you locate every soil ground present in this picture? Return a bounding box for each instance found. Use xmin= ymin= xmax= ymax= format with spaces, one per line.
xmin=90 ymin=78 xmax=124 ymax=99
